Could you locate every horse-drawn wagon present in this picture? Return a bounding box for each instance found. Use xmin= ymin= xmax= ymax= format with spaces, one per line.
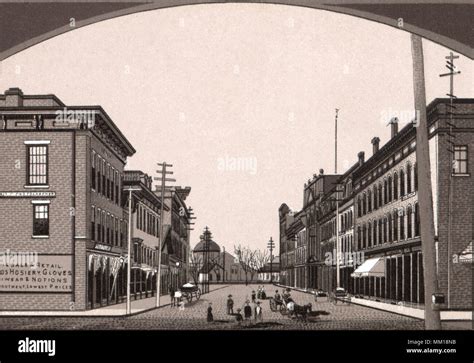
xmin=180 ymin=282 xmax=201 ymax=303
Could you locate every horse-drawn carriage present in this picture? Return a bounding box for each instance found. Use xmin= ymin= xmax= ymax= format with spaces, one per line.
xmin=329 ymin=287 xmax=351 ymax=305
xmin=180 ymin=282 xmax=201 ymax=303
xmin=269 ymin=290 xmax=312 ymax=320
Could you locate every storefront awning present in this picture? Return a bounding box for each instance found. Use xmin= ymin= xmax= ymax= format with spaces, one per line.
xmin=351 ymin=257 xmax=385 ymax=278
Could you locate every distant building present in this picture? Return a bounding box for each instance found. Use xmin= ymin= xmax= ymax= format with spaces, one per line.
xmin=191 ymin=232 xmax=256 ymax=283
xmin=258 ymin=256 xmax=280 ymax=283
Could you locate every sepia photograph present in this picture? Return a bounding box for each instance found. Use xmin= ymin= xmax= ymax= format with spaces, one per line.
xmin=0 ymin=0 xmax=472 ymax=361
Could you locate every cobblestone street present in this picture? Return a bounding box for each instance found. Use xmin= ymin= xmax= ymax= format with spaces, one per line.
xmin=0 ymin=284 xmax=428 ymax=330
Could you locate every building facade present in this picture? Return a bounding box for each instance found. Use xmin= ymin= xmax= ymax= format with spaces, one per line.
xmin=352 ymin=99 xmax=473 ymax=311
xmin=0 ymin=88 xmax=135 ymax=311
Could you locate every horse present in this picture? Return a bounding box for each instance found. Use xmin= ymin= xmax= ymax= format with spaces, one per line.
xmin=292 ymin=303 xmax=312 ymax=320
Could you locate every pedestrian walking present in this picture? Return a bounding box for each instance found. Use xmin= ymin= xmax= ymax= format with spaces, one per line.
xmin=169 ymin=285 xmax=175 ymax=307
xmin=227 ymin=294 xmax=234 ymax=315
xmin=243 ymin=300 xmax=252 ymax=324
xmin=174 ymin=289 xmax=182 ymax=308
xmin=251 ymin=290 xmax=256 ymax=303
xmin=235 ymin=308 xmax=243 ymax=326
xmin=254 ymin=301 xmax=263 ymax=323
xmin=207 ymin=302 xmax=214 ymax=322
xmin=261 ymin=286 xmax=267 ymax=300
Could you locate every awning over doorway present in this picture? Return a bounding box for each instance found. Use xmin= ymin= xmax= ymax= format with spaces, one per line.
xmin=351 ymin=257 xmax=385 ymax=278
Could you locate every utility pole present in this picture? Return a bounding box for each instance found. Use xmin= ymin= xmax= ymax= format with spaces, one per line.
xmin=410 ymin=34 xmax=441 ymax=330
xmin=267 ymin=237 xmax=275 ymax=283
xmin=439 ymin=51 xmax=460 ymax=309
xmin=222 ymin=246 xmax=226 ymax=283
xmin=124 ymin=186 xmax=141 ymax=315
xmin=154 ymin=162 xmax=175 ymax=307
xmin=334 ymin=108 xmax=341 ymax=289
xmin=202 ymin=227 xmax=212 ymax=294
xmin=186 ymin=206 xmax=196 ymax=284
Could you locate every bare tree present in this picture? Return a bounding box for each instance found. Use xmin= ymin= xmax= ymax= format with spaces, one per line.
xmin=234 ymin=244 xmax=257 ymax=286
xmin=189 ymin=250 xmax=203 ymax=284
xmin=253 ymin=249 xmax=271 ymax=281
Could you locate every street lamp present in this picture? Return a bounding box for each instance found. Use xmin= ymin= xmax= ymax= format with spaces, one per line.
xmin=124 ymin=186 xmax=141 ymax=315
xmin=267 ymin=237 xmax=275 ymax=284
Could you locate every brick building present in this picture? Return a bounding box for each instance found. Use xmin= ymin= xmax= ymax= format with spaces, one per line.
xmin=121 ymin=170 xmax=169 ymax=302
xmin=278 ymin=98 xmax=472 ymax=315
xmin=157 ymin=186 xmax=192 ymax=290
xmin=0 ymin=88 xmax=135 ymax=311
xmin=352 ymin=98 xmax=473 ymax=311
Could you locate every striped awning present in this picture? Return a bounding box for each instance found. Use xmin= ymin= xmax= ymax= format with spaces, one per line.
xmin=351 ymin=257 xmax=385 ymax=278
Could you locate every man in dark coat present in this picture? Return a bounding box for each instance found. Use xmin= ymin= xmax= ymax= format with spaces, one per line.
xmin=207 ymin=302 xmax=213 ymax=322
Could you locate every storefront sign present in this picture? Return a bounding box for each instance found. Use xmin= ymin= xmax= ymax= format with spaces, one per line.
xmin=0 ymin=255 xmax=72 ymax=292
xmin=0 ymin=191 xmax=56 ymax=198
xmin=94 ymin=243 xmax=112 ymax=252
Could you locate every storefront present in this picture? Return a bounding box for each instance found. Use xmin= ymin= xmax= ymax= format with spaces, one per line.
xmin=351 ymin=251 xmax=424 ymax=304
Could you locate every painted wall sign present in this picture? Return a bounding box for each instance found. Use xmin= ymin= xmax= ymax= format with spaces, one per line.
xmin=0 ymin=191 xmax=56 ymax=198
xmin=0 ymin=255 xmax=72 ymax=292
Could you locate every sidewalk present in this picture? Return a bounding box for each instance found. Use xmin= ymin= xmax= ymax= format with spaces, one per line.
xmin=276 ymin=284 xmax=472 ymax=321
xmin=0 ymin=285 xmax=225 ymax=317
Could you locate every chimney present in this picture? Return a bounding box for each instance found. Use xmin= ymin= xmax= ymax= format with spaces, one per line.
xmin=371 ymin=137 xmax=380 ymax=155
xmin=5 ymin=88 xmax=24 ymax=107
xmin=389 ymin=117 xmax=399 ymax=138
xmin=358 ymin=151 xmax=365 ymax=166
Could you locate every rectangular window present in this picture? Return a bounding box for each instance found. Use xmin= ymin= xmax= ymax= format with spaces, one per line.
xmin=453 ymin=145 xmax=468 ymax=174
xmin=91 ymin=152 xmax=96 ymax=190
xmin=33 ymin=204 xmax=49 ymax=236
xmin=115 ymin=171 xmax=120 ymax=205
xmin=91 ymin=206 xmax=96 ymax=241
xmin=97 ymin=157 xmax=102 ymax=194
xmin=111 ymin=168 xmax=115 ymax=202
xmin=102 ymin=160 xmax=106 ymax=196
xmin=27 ymin=145 xmax=48 ymax=185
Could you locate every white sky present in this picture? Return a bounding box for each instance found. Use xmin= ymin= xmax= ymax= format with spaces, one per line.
xmin=0 ymin=4 xmax=472 ymax=255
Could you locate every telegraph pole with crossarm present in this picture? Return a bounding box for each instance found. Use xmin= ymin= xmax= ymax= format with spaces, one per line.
xmin=154 ymin=162 xmax=176 ymax=307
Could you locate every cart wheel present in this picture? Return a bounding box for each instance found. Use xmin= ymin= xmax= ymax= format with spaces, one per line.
xmin=196 ymin=289 xmax=201 ymax=300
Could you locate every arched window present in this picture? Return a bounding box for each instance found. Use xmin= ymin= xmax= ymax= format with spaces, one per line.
xmin=414 ymin=163 xmax=418 ymax=191
xmin=400 ymin=169 xmax=405 ymax=196
xmin=357 ymin=226 xmax=361 ymax=250
xmin=407 ymin=205 xmax=413 ymax=238
xmin=407 ymin=163 xmax=412 ymax=194
xmin=415 ymin=203 xmax=420 ymax=237
xmin=378 ymin=219 xmax=383 ymax=244
xmin=368 ymin=190 xmax=372 ymax=212
xmin=357 ymin=196 xmax=362 ymax=217
xmin=393 ymin=210 xmax=399 ymax=241
xmin=400 ymin=208 xmax=405 ymax=240
xmin=388 ymin=215 xmax=393 ymax=242
xmin=363 ymin=193 xmax=367 ymax=215
xmin=373 ymin=185 xmax=378 ymax=210
xmin=383 ymin=217 xmax=388 ymax=243
xmin=393 ymin=172 xmax=398 ymax=200
xmin=384 ymin=179 xmax=388 ymax=204
xmin=378 ymin=182 xmax=383 ymax=208
xmin=368 ymin=222 xmax=372 ymax=246
xmin=362 ymin=224 xmax=367 ymax=249
xmin=373 ymin=222 xmax=377 ymax=245
xmin=388 ymin=175 xmax=393 ymax=203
